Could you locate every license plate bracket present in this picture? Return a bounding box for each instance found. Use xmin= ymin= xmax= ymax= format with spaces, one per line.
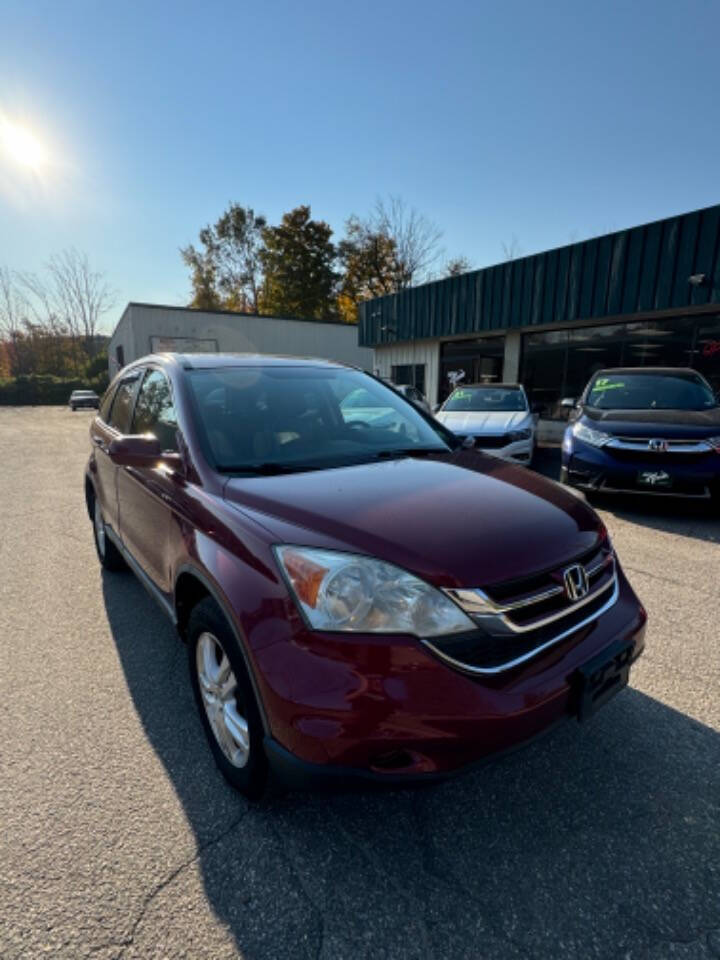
xmin=575 ymin=637 xmax=637 ymax=721
xmin=636 ymin=469 xmax=672 ymax=489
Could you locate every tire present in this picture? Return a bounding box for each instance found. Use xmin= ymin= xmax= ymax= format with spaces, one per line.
xmin=70 ymin=404 xmax=76 ymax=411
xmin=187 ymin=597 xmax=268 ymax=800
xmin=91 ymin=490 xmax=126 ymax=571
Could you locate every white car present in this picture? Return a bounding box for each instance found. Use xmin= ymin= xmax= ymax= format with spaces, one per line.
xmin=435 ymin=383 xmax=536 ymax=464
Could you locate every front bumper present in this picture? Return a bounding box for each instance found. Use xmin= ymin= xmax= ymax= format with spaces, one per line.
xmin=252 ymin=566 xmax=646 ymax=784
xmin=563 ymin=439 xmax=720 ymax=498
xmin=473 ymin=437 xmax=534 ymax=463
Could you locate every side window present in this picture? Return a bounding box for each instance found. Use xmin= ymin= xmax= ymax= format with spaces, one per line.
xmin=108 ymin=377 xmax=140 ymax=434
xmin=132 ymin=369 xmax=178 ymax=452
xmin=99 ymin=385 xmax=117 ymax=422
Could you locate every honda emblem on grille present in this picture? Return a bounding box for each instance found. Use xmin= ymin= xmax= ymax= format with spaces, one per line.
xmin=648 ymin=438 xmax=668 ymax=453
xmin=563 ymin=563 xmax=590 ymax=602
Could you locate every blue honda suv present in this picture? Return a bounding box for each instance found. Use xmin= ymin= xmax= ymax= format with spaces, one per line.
xmin=561 ymin=368 xmax=720 ymax=502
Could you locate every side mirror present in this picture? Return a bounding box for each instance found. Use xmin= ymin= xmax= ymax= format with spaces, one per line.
xmin=461 ymin=435 xmax=475 ymax=449
xmin=560 ymin=397 xmax=577 ymax=409
xmin=108 ymin=434 xmax=163 ymax=467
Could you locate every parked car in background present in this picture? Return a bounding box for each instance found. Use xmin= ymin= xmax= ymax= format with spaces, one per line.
xmin=69 ymin=389 xmax=100 ymax=411
xmin=86 ymin=354 xmax=645 ymax=799
xmin=435 ymin=383 xmax=536 ymax=463
xmin=561 ymin=367 xmax=720 ymax=500
xmin=391 ymin=383 xmax=432 ymax=413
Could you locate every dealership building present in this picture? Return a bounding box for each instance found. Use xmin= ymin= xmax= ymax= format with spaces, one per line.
xmin=359 ymin=203 xmax=720 ymax=424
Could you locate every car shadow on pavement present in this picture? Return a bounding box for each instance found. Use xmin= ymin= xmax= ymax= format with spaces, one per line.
xmin=101 ymin=569 xmax=720 ymax=960
xmin=533 ymin=446 xmax=720 ymax=545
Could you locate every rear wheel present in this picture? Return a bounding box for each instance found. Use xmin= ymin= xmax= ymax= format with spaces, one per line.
xmin=91 ymin=492 xmax=125 ymax=570
xmin=187 ymin=597 xmax=268 ymax=800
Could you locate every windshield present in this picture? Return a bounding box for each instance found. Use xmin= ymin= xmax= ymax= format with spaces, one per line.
xmin=188 ymin=366 xmax=452 ymax=472
xmin=586 ymin=373 xmax=717 ymax=411
xmin=443 ymin=386 xmax=527 ymax=412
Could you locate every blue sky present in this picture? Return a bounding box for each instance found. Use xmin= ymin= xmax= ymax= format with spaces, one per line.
xmin=2 ymin=0 xmax=719 ymax=332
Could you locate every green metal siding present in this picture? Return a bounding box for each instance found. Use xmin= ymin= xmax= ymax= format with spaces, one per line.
xmin=358 ymin=203 xmax=720 ymax=347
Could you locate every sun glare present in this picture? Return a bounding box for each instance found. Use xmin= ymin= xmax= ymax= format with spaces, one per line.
xmin=0 ymin=119 xmax=47 ymax=171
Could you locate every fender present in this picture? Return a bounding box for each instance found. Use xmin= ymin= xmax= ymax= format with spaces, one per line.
xmin=174 ymin=562 xmax=271 ymax=735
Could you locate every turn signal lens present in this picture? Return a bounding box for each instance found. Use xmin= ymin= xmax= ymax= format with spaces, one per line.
xmin=279 ymin=549 xmax=328 ymax=608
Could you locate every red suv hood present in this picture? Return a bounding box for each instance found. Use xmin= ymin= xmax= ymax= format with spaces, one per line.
xmin=222 ymin=452 xmax=602 ymax=588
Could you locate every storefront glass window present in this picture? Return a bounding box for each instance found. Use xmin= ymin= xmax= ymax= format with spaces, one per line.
xmin=521 ymin=330 xmax=568 ymax=419
xmin=521 ymin=313 xmax=720 ymax=418
xmin=688 ymin=314 xmax=720 ymax=394
xmin=390 ymin=364 xmax=426 ymax=394
xmin=439 ymin=337 xmax=505 ymax=401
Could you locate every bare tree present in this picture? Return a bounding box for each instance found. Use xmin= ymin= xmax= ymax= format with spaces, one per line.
xmin=369 ymin=196 xmax=443 ymax=290
xmin=445 ymin=256 xmax=473 ymax=277
xmin=501 ymin=235 xmax=522 ymax=261
xmin=0 ymin=267 xmax=24 ymax=341
xmin=45 ymin=249 xmax=115 ymax=351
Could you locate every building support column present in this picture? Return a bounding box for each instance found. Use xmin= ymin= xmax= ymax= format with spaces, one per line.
xmin=502 ymin=330 xmax=521 ymax=382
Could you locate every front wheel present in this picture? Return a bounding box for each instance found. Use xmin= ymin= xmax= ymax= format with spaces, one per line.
xmin=188 ymin=598 xmax=268 ymax=800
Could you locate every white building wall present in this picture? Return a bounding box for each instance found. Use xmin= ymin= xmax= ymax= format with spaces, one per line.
xmin=108 ymin=304 xmax=374 ymax=378
xmin=372 ymin=340 xmax=441 ymax=403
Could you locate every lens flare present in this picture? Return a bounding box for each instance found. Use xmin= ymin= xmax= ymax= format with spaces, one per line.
xmin=0 ymin=119 xmax=47 ymax=171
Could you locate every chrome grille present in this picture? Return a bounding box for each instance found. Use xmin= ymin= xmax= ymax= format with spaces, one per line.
xmin=607 ymin=437 xmax=712 ymax=454
xmin=428 ymin=540 xmax=618 ymax=675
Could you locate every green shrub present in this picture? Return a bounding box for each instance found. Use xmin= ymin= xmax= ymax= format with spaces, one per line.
xmin=0 ymin=373 xmax=110 ymax=406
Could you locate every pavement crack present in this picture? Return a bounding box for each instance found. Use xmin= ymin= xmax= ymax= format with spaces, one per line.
xmin=114 ymin=808 xmax=250 ymax=958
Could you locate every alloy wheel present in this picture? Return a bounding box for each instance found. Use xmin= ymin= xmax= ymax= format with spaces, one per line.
xmin=195 ymin=632 xmax=250 ymax=768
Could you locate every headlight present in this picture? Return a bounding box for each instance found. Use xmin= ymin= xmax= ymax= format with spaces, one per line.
xmin=572 ymin=421 xmax=612 ymax=448
xmin=508 ymin=427 xmax=532 ymax=442
xmin=706 ymin=436 xmax=720 ymax=452
xmin=274 ymin=546 xmax=476 ymax=637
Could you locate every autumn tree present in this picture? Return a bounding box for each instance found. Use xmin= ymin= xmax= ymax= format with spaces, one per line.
xmin=259 ymin=206 xmax=338 ymax=320
xmin=337 ymin=217 xmax=399 ymax=323
xmin=181 ymin=204 xmax=267 ymax=312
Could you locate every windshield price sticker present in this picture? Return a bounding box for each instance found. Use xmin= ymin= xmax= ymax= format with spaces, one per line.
xmin=592 ymin=377 xmax=625 ymax=392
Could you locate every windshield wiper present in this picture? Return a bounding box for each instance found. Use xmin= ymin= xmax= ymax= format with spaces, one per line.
xmin=219 ymin=462 xmax=313 ymax=475
xmin=371 ymin=447 xmax=446 ymax=460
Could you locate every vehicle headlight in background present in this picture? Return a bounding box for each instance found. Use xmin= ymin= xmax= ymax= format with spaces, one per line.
xmin=274 ymin=546 xmax=476 ymax=637
xmin=508 ymin=427 xmax=532 ymax=442
xmin=706 ymin=436 xmax=720 ymax=452
xmin=572 ymin=421 xmax=612 ymax=448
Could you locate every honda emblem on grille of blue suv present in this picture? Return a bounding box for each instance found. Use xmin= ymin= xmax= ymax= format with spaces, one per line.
xmin=648 ymin=438 xmax=669 ymax=453
xmin=563 ymin=564 xmax=590 ymax=601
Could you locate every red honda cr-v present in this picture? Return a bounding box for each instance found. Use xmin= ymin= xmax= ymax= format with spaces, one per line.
xmin=86 ymin=353 xmax=646 ymax=798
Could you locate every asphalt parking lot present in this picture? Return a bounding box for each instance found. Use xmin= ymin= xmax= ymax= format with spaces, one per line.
xmin=1 ymin=407 xmax=719 ymax=960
